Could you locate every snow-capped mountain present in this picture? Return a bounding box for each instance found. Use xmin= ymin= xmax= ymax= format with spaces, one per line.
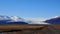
xmin=10 ymin=16 xmax=24 ymax=22
xmin=44 ymin=16 xmax=60 ymax=24
xmin=0 ymin=15 xmax=24 ymax=22
xmin=0 ymin=15 xmax=28 ymax=24
xmin=0 ymin=15 xmax=11 ymax=20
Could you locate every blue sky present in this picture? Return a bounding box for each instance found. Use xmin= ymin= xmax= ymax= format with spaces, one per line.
xmin=0 ymin=0 xmax=60 ymax=18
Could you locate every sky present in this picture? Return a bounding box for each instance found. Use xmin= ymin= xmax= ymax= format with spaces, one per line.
xmin=0 ymin=0 xmax=60 ymax=18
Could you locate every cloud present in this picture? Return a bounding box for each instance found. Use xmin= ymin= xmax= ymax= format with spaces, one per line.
xmin=24 ymin=18 xmax=48 ymax=21
xmin=24 ymin=18 xmax=49 ymax=24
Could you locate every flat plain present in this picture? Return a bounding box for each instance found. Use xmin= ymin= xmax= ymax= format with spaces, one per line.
xmin=0 ymin=24 xmax=60 ymax=34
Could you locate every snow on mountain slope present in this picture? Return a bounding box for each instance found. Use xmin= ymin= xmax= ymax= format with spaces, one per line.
xmin=44 ymin=16 xmax=60 ymax=24
xmin=0 ymin=15 xmax=27 ymax=24
xmin=10 ymin=16 xmax=24 ymax=22
xmin=0 ymin=15 xmax=10 ymax=20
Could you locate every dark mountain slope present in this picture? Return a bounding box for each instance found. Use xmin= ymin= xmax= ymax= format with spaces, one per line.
xmin=44 ymin=16 xmax=60 ymax=24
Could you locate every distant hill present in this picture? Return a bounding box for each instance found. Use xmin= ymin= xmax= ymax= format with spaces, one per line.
xmin=0 ymin=21 xmax=28 ymax=24
xmin=44 ymin=16 xmax=60 ymax=24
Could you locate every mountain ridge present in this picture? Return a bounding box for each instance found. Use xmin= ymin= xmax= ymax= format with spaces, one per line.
xmin=44 ymin=16 xmax=60 ymax=24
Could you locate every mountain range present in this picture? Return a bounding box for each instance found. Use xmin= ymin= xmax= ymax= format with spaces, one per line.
xmin=0 ymin=15 xmax=60 ymax=24
xmin=0 ymin=15 xmax=28 ymax=24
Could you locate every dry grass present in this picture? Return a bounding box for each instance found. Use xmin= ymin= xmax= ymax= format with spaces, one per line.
xmin=0 ymin=24 xmax=60 ymax=34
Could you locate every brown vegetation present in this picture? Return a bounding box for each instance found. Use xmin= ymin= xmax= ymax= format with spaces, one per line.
xmin=0 ymin=24 xmax=60 ymax=34
xmin=51 ymin=25 xmax=60 ymax=29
